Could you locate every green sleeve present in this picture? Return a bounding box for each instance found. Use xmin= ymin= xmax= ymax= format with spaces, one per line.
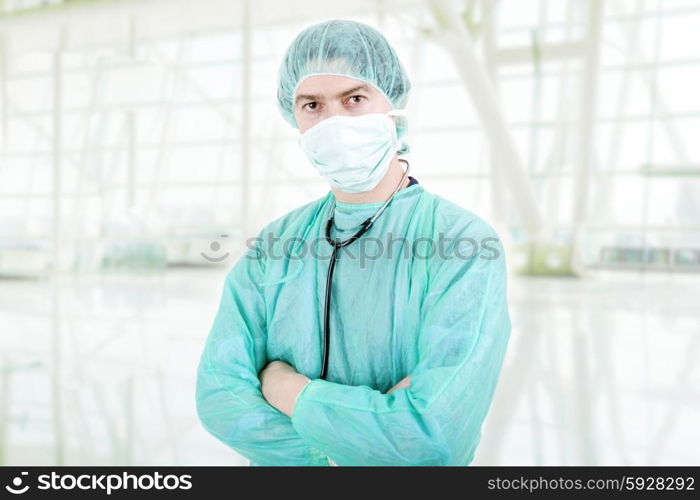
xmin=196 ymin=236 xmax=330 ymax=466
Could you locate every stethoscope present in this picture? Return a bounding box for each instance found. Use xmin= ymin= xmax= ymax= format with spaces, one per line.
xmin=319 ymin=159 xmax=411 ymax=379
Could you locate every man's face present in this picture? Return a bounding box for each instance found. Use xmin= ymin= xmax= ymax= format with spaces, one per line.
xmin=293 ymin=74 xmax=393 ymax=134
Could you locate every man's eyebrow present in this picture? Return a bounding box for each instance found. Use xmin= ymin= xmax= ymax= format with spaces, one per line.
xmin=295 ymin=84 xmax=371 ymax=105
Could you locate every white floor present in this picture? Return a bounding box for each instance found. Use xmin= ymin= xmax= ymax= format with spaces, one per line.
xmin=0 ymin=268 xmax=698 ymax=466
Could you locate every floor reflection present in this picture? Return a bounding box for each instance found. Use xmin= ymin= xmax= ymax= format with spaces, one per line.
xmin=1 ymin=269 xmax=698 ymax=465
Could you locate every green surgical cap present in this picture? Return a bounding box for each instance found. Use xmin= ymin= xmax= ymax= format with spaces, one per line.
xmin=276 ymin=19 xmax=412 ymax=155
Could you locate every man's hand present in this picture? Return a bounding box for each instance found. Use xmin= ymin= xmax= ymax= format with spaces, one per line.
xmin=259 ymin=360 xmax=311 ymax=417
xmin=386 ymin=374 xmax=411 ymax=395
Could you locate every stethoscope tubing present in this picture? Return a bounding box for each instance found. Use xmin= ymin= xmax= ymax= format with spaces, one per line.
xmin=319 ymin=160 xmax=410 ymax=379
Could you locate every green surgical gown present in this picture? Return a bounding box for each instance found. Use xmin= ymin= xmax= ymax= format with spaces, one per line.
xmin=195 ymin=183 xmax=512 ymax=466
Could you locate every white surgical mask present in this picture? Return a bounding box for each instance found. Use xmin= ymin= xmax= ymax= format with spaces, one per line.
xmin=298 ymin=109 xmax=405 ymax=193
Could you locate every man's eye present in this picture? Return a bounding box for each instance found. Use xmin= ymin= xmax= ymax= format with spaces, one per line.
xmin=348 ymin=95 xmax=365 ymax=104
xmin=303 ymin=102 xmax=318 ymax=111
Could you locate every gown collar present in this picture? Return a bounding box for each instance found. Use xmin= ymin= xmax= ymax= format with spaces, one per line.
xmin=327 ymin=182 xmax=424 ymax=233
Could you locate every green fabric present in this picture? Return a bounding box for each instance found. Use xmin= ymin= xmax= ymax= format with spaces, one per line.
xmin=276 ymin=19 xmax=412 ymax=155
xmin=196 ymin=184 xmax=512 ymax=466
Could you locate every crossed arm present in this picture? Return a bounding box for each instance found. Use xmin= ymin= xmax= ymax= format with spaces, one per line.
xmin=259 ymin=360 xmax=412 ymax=417
xmin=260 ymin=363 xmax=412 ymax=467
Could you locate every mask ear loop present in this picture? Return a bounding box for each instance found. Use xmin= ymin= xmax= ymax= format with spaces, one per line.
xmin=386 ymin=109 xmax=407 ymax=153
